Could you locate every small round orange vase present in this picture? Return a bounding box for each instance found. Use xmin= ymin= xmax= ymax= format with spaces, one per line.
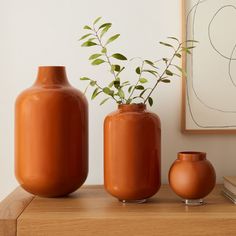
xmin=104 ymin=104 xmax=161 ymax=203
xmin=168 ymin=152 xmax=216 ymax=205
xmin=15 ymin=66 xmax=88 ymax=197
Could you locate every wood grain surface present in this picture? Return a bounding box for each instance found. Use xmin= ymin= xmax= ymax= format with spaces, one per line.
xmin=0 ymin=187 xmax=34 ymax=236
xmin=15 ymin=185 xmax=236 ymax=236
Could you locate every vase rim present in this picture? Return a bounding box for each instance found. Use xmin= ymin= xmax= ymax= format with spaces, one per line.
xmin=178 ymin=151 xmax=206 ymax=161
xmin=118 ymin=103 xmax=146 ymax=111
xmin=38 ymin=66 xmax=65 ymax=69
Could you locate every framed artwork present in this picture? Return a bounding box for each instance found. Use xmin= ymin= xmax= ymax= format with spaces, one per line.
xmin=182 ymin=0 xmax=236 ymax=133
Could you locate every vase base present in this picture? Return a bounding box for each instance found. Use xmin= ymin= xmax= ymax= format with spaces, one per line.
xmin=119 ymin=199 xmax=147 ymax=204
xmin=183 ymin=199 xmax=204 ymax=206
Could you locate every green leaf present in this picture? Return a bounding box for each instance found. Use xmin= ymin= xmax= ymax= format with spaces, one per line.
xmin=99 ymin=23 xmax=112 ymax=30
xmin=91 ymin=88 xmax=101 ymax=100
xmin=186 ymin=49 xmax=191 ymax=54
xmin=79 ymin=33 xmax=92 ymax=41
xmin=162 ymin=79 xmax=171 ymax=83
xmin=89 ymin=54 xmax=102 ymax=60
xmin=87 ymin=38 xmax=97 ymax=42
xmin=140 ymin=88 xmax=148 ymax=97
xmin=128 ymin=86 xmax=133 ymax=93
xmin=185 ymin=39 xmax=199 ymax=43
xmin=103 ymin=87 xmax=112 ymax=95
xmin=101 ymin=47 xmax=107 ymax=53
xmin=139 ymin=78 xmax=148 ymax=83
xmin=144 ymin=60 xmax=154 ymax=66
xmin=106 ymin=34 xmax=120 ymax=45
xmin=167 ymin=36 xmax=179 ymax=42
xmin=132 ymin=96 xmax=142 ymax=101
xmin=126 ymin=98 xmax=132 ymax=104
xmin=186 ymin=46 xmax=196 ymax=50
xmin=112 ymin=53 xmax=127 ymax=60
xmin=159 ymin=41 xmax=174 ymax=48
xmin=81 ymin=41 xmax=97 ymax=47
xmin=148 ymin=97 xmax=153 ymax=106
xmin=118 ymin=88 xmax=125 ymax=99
xmin=114 ymin=80 xmax=120 ymax=88
xmin=108 ymin=81 xmax=114 ymax=88
xmin=93 ymin=17 xmax=102 ymax=25
xmin=166 ymin=70 xmax=173 ymax=76
xmin=111 ymin=64 xmax=121 ymax=72
xmin=122 ymin=81 xmax=130 ymax=85
xmin=135 ymin=85 xmax=144 ymax=90
xmin=91 ymin=59 xmax=105 ymax=65
xmin=90 ymin=80 xmax=96 ymax=86
xmin=136 ymin=67 xmax=141 ymax=74
xmin=80 ymin=77 xmax=90 ymax=81
xmin=83 ymin=25 xmax=92 ymax=30
xmin=143 ymin=70 xmax=158 ymax=77
xmin=100 ymin=25 xmax=112 ymax=38
xmin=122 ymin=84 xmax=130 ymax=88
xmin=181 ymin=47 xmax=191 ymax=54
xmin=174 ymin=65 xmax=187 ymax=76
xmin=100 ymin=97 xmax=110 ymax=105
xmin=163 ymin=58 xmax=169 ymax=63
xmin=175 ymin=53 xmax=182 ymax=58
xmin=119 ymin=67 xmax=125 ymax=73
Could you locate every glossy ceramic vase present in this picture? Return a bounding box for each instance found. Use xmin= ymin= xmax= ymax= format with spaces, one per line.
xmin=168 ymin=152 xmax=216 ymax=205
xmin=104 ymin=104 xmax=161 ymax=203
xmin=15 ymin=66 xmax=88 ymax=197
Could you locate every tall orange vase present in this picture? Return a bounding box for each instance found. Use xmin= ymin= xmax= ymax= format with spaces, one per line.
xmin=104 ymin=104 xmax=161 ymax=202
xmin=15 ymin=66 xmax=88 ymax=197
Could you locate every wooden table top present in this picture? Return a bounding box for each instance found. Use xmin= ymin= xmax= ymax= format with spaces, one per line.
xmin=0 ymin=185 xmax=236 ymax=236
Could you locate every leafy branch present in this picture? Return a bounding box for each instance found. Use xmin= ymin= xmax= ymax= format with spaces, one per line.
xmin=79 ymin=17 xmax=197 ymax=106
xmin=79 ymin=17 xmax=129 ymax=105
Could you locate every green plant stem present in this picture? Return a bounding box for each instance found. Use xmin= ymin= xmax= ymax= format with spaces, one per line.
xmin=116 ymin=67 xmax=124 ymax=78
xmin=144 ymin=44 xmax=181 ymax=104
xmin=93 ymin=26 xmax=126 ymax=104
xmin=95 ymin=81 xmax=119 ymax=103
xmin=94 ymin=29 xmax=116 ymax=78
xmin=127 ymin=61 xmax=144 ymax=102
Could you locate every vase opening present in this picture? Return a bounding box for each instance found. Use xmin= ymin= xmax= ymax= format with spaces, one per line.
xmin=35 ymin=66 xmax=69 ymax=86
xmin=178 ymin=151 xmax=206 ymax=161
xmin=118 ymin=103 xmax=146 ymax=112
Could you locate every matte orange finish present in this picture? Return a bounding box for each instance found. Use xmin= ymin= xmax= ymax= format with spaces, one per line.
xmin=15 ymin=66 xmax=88 ymax=197
xmin=104 ymin=104 xmax=161 ymax=201
xmin=168 ymin=152 xmax=216 ymax=199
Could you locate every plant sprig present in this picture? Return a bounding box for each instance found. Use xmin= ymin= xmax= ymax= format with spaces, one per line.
xmin=79 ymin=17 xmax=197 ymax=106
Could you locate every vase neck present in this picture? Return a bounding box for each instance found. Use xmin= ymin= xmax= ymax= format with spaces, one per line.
xmin=35 ymin=66 xmax=70 ymax=86
xmin=118 ymin=103 xmax=146 ymax=112
xmin=178 ymin=152 xmax=206 ymax=161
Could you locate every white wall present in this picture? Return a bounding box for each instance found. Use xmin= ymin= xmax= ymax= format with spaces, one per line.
xmin=0 ymin=0 xmax=235 ymax=201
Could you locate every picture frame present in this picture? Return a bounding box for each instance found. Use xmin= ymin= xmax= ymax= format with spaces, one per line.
xmin=181 ymin=0 xmax=236 ymax=134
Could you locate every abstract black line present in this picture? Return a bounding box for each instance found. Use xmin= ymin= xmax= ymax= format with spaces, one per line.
xmin=208 ymin=5 xmax=236 ymax=61
xmin=228 ymin=43 xmax=236 ymax=86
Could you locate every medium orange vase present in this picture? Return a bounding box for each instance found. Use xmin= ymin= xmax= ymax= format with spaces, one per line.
xmin=168 ymin=152 xmax=216 ymax=205
xmin=104 ymin=104 xmax=161 ymax=202
xmin=15 ymin=66 xmax=88 ymax=197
